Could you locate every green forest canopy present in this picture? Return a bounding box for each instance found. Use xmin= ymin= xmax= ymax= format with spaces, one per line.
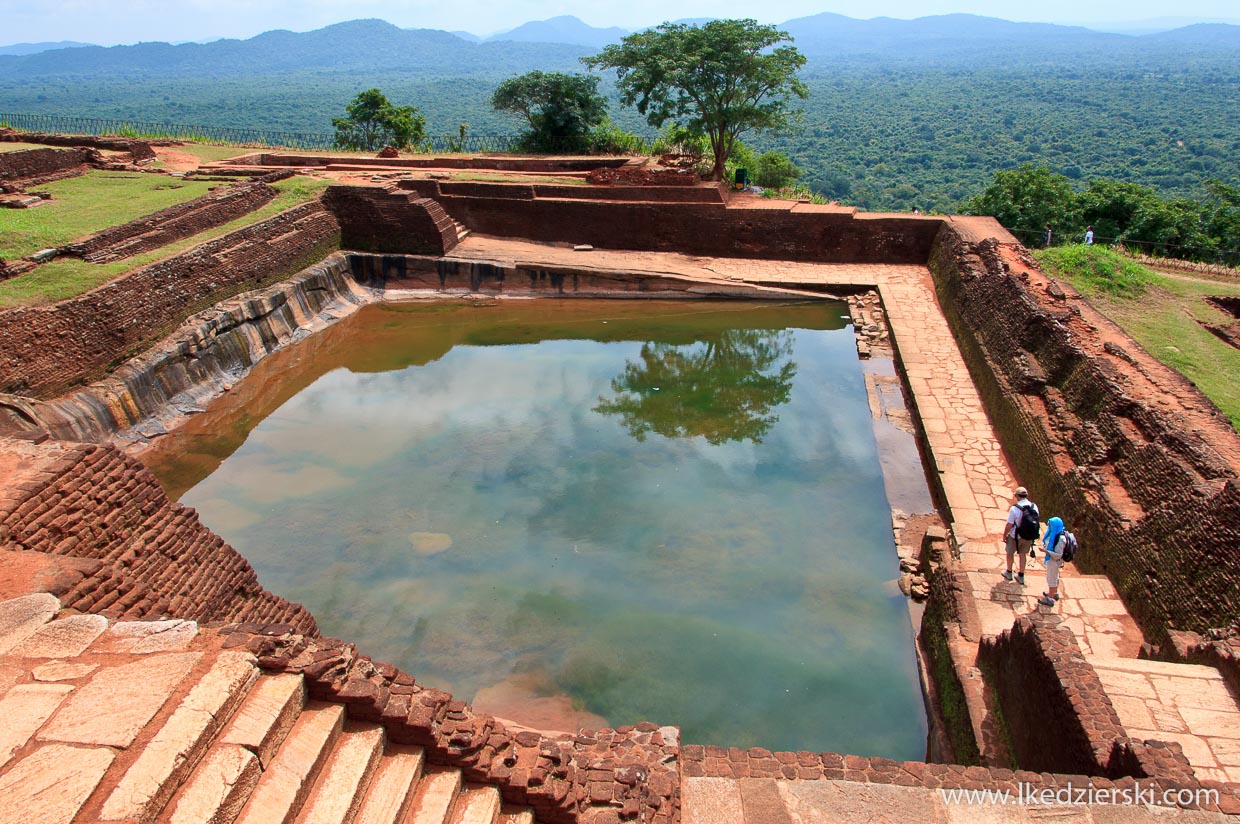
xmin=1 ymin=17 xmax=1236 ymax=214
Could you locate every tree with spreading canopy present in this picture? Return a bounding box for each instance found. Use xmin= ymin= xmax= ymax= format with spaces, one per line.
xmin=584 ymin=19 xmax=807 ymax=180
xmin=491 ymin=71 xmax=608 ymax=152
xmin=332 ymin=88 xmax=426 ymax=152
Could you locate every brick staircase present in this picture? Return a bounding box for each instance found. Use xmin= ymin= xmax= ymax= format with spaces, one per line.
xmin=0 ymin=594 xmax=537 ymax=824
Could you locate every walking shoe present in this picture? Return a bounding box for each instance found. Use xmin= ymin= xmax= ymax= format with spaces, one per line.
xmin=1016 ymin=573 xmax=1025 ymax=585
xmin=1042 ymin=592 xmax=1059 ymax=601
xmin=1038 ymin=596 xmax=1057 ymax=607
xmin=1001 ymin=570 xmax=1013 ymax=581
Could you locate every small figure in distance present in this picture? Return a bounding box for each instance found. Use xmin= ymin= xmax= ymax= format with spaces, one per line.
xmin=1002 ymin=486 xmax=1039 ymax=586
xmin=1044 ymin=223 xmax=1053 ymax=248
xmin=1039 ymin=516 xmax=1071 ymax=607
xmin=912 ymin=207 xmax=921 ymax=214
xmin=1085 ymin=226 xmax=1094 ymax=245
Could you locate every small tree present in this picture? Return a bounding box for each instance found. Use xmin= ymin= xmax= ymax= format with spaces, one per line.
xmin=584 ymin=19 xmax=807 ymax=180
xmin=963 ymin=164 xmax=1078 ymax=240
xmin=332 ymin=88 xmax=426 ymax=152
xmin=753 ymin=151 xmax=801 ymax=189
xmin=491 ymin=71 xmax=608 ymax=152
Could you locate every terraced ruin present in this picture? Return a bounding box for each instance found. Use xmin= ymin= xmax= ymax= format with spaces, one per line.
xmin=0 ymin=132 xmax=1238 ymax=823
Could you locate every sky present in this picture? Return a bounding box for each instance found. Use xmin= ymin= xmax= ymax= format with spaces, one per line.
xmin=2 ymin=0 xmax=1238 ymax=46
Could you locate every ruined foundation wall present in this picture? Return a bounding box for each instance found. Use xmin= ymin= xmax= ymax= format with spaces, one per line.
xmin=341 ymin=182 xmax=941 ymax=264
xmin=323 ymin=186 xmax=461 ymax=255
xmin=0 ymin=439 xmax=318 ymax=633
xmin=0 ymin=201 xmax=341 ymax=399
xmin=62 ymin=178 xmax=278 ymax=261
xmin=0 ymin=146 xmax=92 ymax=181
xmin=927 ymin=226 xmax=1240 ymax=642
xmin=0 ymin=131 xmax=157 ymax=160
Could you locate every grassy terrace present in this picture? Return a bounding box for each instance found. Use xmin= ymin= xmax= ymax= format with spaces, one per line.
xmin=1036 ymin=245 xmax=1240 ymax=431
xmin=0 ymin=171 xmax=217 ymax=259
xmin=0 ymin=141 xmax=56 ymax=153
xmin=0 ymin=175 xmax=331 ymax=308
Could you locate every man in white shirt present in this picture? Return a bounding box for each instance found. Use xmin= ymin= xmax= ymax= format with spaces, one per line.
xmin=1085 ymin=226 xmax=1094 ymax=245
xmin=1001 ymin=486 xmax=1038 ymax=585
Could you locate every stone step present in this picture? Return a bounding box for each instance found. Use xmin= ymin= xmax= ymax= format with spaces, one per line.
xmin=164 ymin=745 xmax=263 ymax=824
xmin=220 ymin=673 xmax=307 ymax=767
xmin=353 ymin=745 xmax=426 ymax=824
xmin=448 ymin=785 xmax=501 ymax=824
xmin=101 ymin=651 xmax=260 ymax=821
xmin=295 ymin=722 xmax=386 ymax=824
xmin=233 ymin=702 xmax=346 ymax=824
xmin=406 ymin=766 xmax=463 ymax=824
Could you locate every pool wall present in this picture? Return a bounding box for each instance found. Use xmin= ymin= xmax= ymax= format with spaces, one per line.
xmin=2 ymin=182 xmax=1239 ymax=819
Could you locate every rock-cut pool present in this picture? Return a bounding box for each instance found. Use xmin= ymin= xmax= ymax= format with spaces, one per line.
xmin=145 ymin=299 xmax=928 ymax=759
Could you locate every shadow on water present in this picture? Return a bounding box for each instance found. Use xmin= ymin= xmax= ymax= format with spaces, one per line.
xmin=143 ymin=299 xmax=928 ymax=758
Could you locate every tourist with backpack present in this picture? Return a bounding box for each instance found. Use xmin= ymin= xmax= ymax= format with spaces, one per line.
xmin=1002 ymin=486 xmax=1040 ymax=585
xmin=1039 ymin=516 xmax=1076 ymax=607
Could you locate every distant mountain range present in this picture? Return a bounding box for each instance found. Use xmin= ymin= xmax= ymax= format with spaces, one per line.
xmin=3 ymin=13 xmax=1239 ymax=60
xmin=0 ymin=40 xmax=93 ymax=56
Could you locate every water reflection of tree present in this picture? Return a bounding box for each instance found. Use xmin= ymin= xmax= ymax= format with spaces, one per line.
xmin=594 ymin=329 xmax=796 ymax=445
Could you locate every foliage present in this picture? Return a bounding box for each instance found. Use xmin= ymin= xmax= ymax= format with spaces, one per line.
xmin=491 ymin=71 xmax=607 ymax=152
xmin=2 ymin=19 xmax=1238 ymax=211
xmin=962 ymin=164 xmax=1076 ymax=240
xmin=586 ymin=118 xmax=646 ymax=155
xmin=1034 ymin=245 xmax=1156 ymax=296
xmin=593 ymin=329 xmax=796 ymax=445
xmin=332 ymin=88 xmax=426 ymax=151
xmin=966 ymin=165 xmax=1240 ymax=263
xmin=446 ymin=123 xmax=470 ymax=153
xmin=753 ymin=151 xmax=801 ymax=188
xmin=584 ymin=19 xmax=807 ymax=180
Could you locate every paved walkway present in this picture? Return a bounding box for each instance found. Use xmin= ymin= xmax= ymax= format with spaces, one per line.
xmin=682 ymin=777 xmax=1230 ymax=823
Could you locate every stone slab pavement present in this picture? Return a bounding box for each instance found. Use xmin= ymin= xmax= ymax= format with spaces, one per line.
xmin=683 ymin=777 xmax=1231 ymax=823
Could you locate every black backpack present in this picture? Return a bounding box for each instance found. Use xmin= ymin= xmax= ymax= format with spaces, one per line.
xmin=1061 ymin=532 xmax=1078 ymax=563
xmin=1015 ymin=502 xmax=1040 ymax=540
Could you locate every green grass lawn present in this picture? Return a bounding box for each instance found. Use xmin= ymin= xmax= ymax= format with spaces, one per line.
xmin=1036 ymin=245 xmax=1240 ymax=431
xmin=0 ymin=171 xmax=217 ymax=259
xmin=0 ymin=176 xmax=331 ymax=308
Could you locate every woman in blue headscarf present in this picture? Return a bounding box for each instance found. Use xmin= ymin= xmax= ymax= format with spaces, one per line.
xmin=1039 ymin=516 xmax=1065 ymax=607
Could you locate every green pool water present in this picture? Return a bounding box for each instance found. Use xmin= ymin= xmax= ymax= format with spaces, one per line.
xmin=148 ymin=299 xmax=928 ymax=758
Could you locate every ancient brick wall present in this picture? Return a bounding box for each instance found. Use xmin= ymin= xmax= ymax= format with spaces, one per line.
xmin=0 ymin=439 xmax=317 ymax=633
xmin=928 ymin=226 xmax=1240 ymax=641
xmin=0 ymin=131 xmax=157 ymax=161
xmin=232 ymin=628 xmax=679 ymax=824
xmin=978 ymin=616 xmax=1125 ymax=774
xmin=0 ymin=201 xmax=341 ymax=399
xmin=369 ymin=182 xmax=940 ymax=263
xmin=62 ymin=179 xmax=277 ymax=262
xmin=0 ymin=147 xmax=92 ymax=182
xmin=323 ymin=186 xmax=461 ymax=255
xmin=397 ymin=179 xmax=725 ymax=203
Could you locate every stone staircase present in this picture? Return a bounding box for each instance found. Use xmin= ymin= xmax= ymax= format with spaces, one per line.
xmin=0 ymin=593 xmax=537 ymax=824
